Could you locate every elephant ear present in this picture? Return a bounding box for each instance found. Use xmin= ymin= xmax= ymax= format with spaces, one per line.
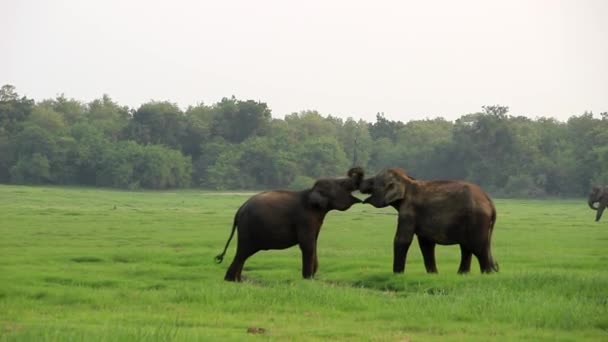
xmin=309 ymin=189 xmax=329 ymax=210
xmin=383 ymin=170 xmax=406 ymax=204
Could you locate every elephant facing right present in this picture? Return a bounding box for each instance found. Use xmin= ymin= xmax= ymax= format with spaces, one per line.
xmin=588 ymin=185 xmax=607 ymax=222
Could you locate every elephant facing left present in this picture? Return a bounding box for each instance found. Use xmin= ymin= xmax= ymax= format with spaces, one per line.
xmin=215 ymin=168 xmax=364 ymax=282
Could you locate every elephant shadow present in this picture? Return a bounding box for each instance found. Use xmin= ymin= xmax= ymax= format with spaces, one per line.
xmin=321 ymin=274 xmax=451 ymax=296
xmin=231 ymin=270 xmax=450 ymax=297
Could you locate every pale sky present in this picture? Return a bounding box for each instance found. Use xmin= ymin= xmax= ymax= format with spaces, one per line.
xmin=2 ymin=0 xmax=607 ymax=122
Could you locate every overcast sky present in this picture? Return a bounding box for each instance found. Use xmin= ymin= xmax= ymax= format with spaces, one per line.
xmin=2 ymin=0 xmax=607 ymax=122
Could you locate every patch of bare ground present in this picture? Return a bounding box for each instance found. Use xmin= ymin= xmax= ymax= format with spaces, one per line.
xmin=247 ymin=326 xmax=266 ymax=334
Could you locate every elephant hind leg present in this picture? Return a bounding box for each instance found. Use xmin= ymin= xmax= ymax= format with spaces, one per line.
xmin=224 ymin=259 xmax=241 ymax=282
xmin=224 ymin=246 xmax=258 ymax=282
xmin=457 ymin=245 xmax=472 ymax=274
xmin=473 ymin=247 xmax=496 ymax=273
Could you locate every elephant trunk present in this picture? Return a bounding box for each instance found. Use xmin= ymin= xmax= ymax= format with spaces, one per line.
xmin=359 ymin=178 xmax=373 ymax=194
xmin=588 ymin=199 xmax=599 ymax=210
xmin=347 ymin=167 xmax=365 ymax=189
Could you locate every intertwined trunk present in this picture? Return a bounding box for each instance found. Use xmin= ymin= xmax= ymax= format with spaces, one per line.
xmin=588 ymin=199 xmax=599 ymax=210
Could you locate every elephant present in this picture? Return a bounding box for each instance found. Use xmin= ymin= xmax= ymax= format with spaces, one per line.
xmin=355 ymin=167 xmax=498 ymax=274
xmin=588 ymin=185 xmax=607 ymax=222
xmin=215 ymin=168 xmax=364 ymax=282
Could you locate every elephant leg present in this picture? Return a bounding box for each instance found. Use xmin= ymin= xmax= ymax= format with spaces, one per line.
xmin=299 ymin=240 xmax=317 ymax=279
xmin=457 ymin=245 xmax=473 ymax=274
xmin=224 ymin=246 xmax=258 ymax=282
xmin=393 ymin=218 xmax=415 ymax=274
xmin=417 ymin=236 xmax=438 ymax=273
xmin=596 ymin=201 xmax=606 ymax=221
xmin=224 ymin=257 xmax=244 ymax=282
xmin=312 ymin=233 xmax=320 ymax=276
xmin=473 ymin=246 xmax=495 ymax=273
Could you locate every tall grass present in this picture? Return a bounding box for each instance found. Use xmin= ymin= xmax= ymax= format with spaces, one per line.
xmin=0 ymin=185 xmax=606 ymax=341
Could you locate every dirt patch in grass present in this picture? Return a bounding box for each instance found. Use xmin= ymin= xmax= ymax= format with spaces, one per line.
xmin=71 ymin=256 xmax=103 ymax=263
xmin=247 ymin=327 xmax=266 ymax=334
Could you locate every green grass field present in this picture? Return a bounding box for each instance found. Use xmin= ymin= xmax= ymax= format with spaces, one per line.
xmin=0 ymin=185 xmax=606 ymax=341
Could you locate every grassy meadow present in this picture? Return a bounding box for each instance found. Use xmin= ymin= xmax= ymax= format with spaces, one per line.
xmin=0 ymin=185 xmax=607 ymax=341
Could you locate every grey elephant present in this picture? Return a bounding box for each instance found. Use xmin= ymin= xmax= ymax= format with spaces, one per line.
xmin=588 ymin=186 xmax=607 ymax=222
xmin=355 ymin=167 xmax=498 ymax=274
xmin=215 ymin=168 xmax=364 ymax=282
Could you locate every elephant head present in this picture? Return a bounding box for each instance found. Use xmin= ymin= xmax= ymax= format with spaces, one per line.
xmin=588 ymin=186 xmax=602 ymax=210
xmin=309 ymin=167 xmax=364 ymax=211
xmin=588 ymin=186 xmax=607 ymax=221
xmin=355 ymin=167 xmax=415 ymax=208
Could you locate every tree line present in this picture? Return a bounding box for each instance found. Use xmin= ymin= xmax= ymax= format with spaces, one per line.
xmin=1 ymin=84 xmax=606 ymax=196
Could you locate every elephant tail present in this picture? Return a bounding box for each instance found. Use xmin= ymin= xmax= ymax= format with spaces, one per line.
xmin=490 ymin=202 xmax=496 ymax=232
xmin=488 ymin=196 xmax=499 ymax=272
xmin=214 ymin=212 xmax=239 ymax=264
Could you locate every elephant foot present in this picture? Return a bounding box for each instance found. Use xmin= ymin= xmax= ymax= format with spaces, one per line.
xmin=224 ymin=272 xmax=241 ymax=282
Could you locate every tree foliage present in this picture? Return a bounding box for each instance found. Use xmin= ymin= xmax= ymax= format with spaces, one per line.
xmin=0 ymin=84 xmax=606 ymax=196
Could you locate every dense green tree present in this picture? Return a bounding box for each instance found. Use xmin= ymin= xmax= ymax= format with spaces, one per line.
xmin=10 ymin=153 xmax=51 ymax=184
xmin=96 ymin=141 xmax=191 ymax=189
xmin=298 ymin=137 xmax=349 ymax=178
xmin=452 ymin=110 xmax=516 ymax=189
xmin=205 ymin=147 xmax=244 ymax=189
xmin=1 ymin=84 xmax=606 ymax=195
xmin=26 ymin=104 xmax=67 ymax=134
xmin=0 ymin=134 xmax=11 ymax=182
xmin=11 ymin=126 xmax=57 ymax=160
xmin=194 ymin=138 xmax=233 ymax=187
xmin=284 ymin=110 xmax=338 ymax=141
xmin=182 ymin=103 xmax=214 ymax=158
xmin=0 ymin=85 xmax=35 ymax=135
xmin=337 ymin=118 xmax=372 ymax=168
xmin=368 ymin=112 xmax=404 ymax=142
xmin=210 ymin=97 xmax=271 ymax=143
xmin=237 ymin=136 xmax=298 ymax=188
xmin=40 ymin=95 xmax=85 ymax=125
xmin=86 ymin=95 xmax=130 ymax=140
xmin=564 ymin=112 xmax=601 ymax=194
xmin=391 ymin=118 xmax=454 ymax=178
xmin=136 ymin=145 xmax=192 ymax=189
xmin=68 ymin=123 xmax=109 ymax=185
xmin=127 ymin=101 xmax=185 ymax=149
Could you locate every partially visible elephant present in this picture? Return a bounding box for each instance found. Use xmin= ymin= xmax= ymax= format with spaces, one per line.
xmin=215 ymin=168 xmax=364 ymax=282
xmin=588 ymin=185 xmax=607 ymax=222
xmin=355 ymin=167 xmax=498 ymax=274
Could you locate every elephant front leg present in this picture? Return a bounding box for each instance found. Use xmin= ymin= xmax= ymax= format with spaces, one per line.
xmin=393 ymin=217 xmax=415 ymax=274
xmin=299 ymin=240 xmax=317 ymax=279
xmin=596 ymin=201 xmax=606 ymax=221
xmin=417 ymin=236 xmax=438 ymax=273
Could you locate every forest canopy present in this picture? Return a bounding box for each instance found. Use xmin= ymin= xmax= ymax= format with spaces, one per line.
xmin=1 ymin=84 xmax=606 ymax=196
